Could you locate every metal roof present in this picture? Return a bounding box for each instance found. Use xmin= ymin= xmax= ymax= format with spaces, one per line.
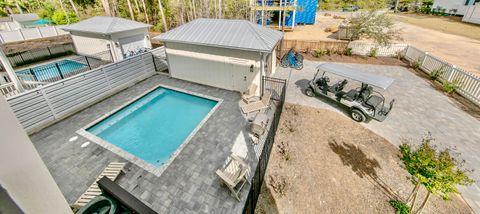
xmin=317 ymin=63 xmax=395 ymax=90
xmin=62 ymin=16 xmax=152 ymax=35
xmin=10 ymin=14 xmax=39 ymax=22
xmin=154 ymin=19 xmax=284 ymax=53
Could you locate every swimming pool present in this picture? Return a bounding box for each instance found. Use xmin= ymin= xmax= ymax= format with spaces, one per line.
xmin=17 ymin=59 xmax=87 ymax=81
xmin=82 ymin=86 xmax=220 ymax=175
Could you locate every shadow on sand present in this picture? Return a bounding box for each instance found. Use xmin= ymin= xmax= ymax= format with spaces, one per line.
xmin=328 ymin=139 xmax=401 ymax=200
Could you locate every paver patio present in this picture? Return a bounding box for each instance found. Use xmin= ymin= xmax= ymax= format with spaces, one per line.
xmin=274 ymin=60 xmax=480 ymax=212
xmin=29 ymin=74 xmax=272 ymax=213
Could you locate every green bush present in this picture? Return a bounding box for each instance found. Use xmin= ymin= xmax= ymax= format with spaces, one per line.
xmin=442 ymin=79 xmax=461 ymax=94
xmin=312 ymin=49 xmax=328 ymax=58
xmin=389 ymin=200 xmax=410 ymax=214
xmin=52 ymin=10 xmax=79 ymax=25
xmin=368 ymin=47 xmax=379 ymax=57
xmin=429 ymin=66 xmax=446 ymax=81
xmin=344 ymin=47 xmax=353 ymax=56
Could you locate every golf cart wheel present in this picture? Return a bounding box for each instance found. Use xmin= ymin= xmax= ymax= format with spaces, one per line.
xmin=305 ymin=88 xmax=314 ymax=97
xmin=295 ymin=62 xmax=304 ymax=70
xmin=350 ymin=109 xmax=366 ymax=123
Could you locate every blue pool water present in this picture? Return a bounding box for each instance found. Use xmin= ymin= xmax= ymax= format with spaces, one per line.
xmin=87 ymin=87 xmax=217 ymax=167
xmin=17 ymin=59 xmax=87 ymax=81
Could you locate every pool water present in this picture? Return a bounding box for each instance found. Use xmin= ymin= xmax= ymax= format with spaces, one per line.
xmin=87 ymin=87 xmax=217 ymax=167
xmin=17 ymin=59 xmax=87 ymax=81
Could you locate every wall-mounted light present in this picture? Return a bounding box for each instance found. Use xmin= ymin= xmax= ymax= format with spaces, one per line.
xmin=250 ymin=64 xmax=254 ymax=73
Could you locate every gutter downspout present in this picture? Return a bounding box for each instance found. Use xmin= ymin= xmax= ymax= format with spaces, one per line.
xmin=260 ymin=52 xmax=266 ymax=96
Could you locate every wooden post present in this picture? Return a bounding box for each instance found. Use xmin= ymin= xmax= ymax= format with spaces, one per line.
xmin=55 ymin=63 xmax=64 ymax=79
xmin=29 ymin=68 xmax=38 ymax=81
xmin=85 ymin=56 xmax=92 ymax=70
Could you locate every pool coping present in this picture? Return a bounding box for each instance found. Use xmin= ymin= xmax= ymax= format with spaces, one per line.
xmin=76 ymin=83 xmax=223 ymax=177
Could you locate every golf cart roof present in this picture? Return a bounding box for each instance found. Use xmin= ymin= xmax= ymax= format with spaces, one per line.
xmin=316 ymin=63 xmax=395 ymax=90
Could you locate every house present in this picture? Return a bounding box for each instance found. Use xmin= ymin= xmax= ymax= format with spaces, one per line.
xmin=0 ymin=13 xmax=40 ymax=31
xmin=154 ymin=19 xmax=283 ymax=95
xmin=463 ymin=4 xmax=480 ymax=24
xmin=432 ymin=0 xmax=476 ymax=15
xmin=253 ymin=0 xmax=318 ymax=31
xmin=62 ymin=16 xmax=152 ymax=62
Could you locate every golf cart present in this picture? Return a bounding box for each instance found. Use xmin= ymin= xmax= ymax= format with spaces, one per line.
xmin=305 ymin=63 xmax=395 ymax=122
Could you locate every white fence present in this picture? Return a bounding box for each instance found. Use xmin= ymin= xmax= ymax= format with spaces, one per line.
xmin=6 ymin=51 xmax=159 ymax=133
xmin=348 ymin=42 xmax=408 ymax=57
xmin=0 ymin=25 xmax=69 ymax=43
xmin=404 ymin=46 xmax=480 ymax=106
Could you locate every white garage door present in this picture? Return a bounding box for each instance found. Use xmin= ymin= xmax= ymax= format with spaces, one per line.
xmin=166 ymin=49 xmax=256 ymax=92
xmin=119 ymin=35 xmax=146 ymax=54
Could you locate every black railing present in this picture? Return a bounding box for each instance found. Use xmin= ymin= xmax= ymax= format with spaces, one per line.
xmin=7 ymin=44 xmax=75 ymax=67
xmin=16 ymin=51 xmax=113 ymax=83
xmin=243 ymin=76 xmax=287 ymax=214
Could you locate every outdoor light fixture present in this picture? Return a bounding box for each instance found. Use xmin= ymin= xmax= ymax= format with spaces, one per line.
xmin=250 ymin=64 xmax=254 ymax=72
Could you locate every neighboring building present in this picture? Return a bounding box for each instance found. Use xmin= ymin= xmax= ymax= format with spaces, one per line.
xmin=62 ymin=16 xmax=152 ymax=62
xmin=0 ymin=14 xmax=41 ymax=31
xmin=155 ymin=19 xmax=283 ymax=94
xmin=432 ymin=0 xmax=477 ymax=15
xmin=463 ymin=4 xmax=480 ymax=24
xmin=253 ymin=0 xmax=318 ymax=30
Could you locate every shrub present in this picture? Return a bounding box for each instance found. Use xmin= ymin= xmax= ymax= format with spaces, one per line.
xmin=429 ymin=65 xmax=447 ymax=81
xmin=344 ymin=47 xmax=353 ymax=56
xmin=411 ymin=58 xmax=422 ymax=70
xmin=312 ymin=49 xmax=328 ymax=58
xmin=442 ymin=79 xmax=461 ymax=94
xmin=269 ymin=175 xmax=288 ymax=196
xmin=277 ymin=141 xmax=290 ymax=161
xmin=368 ymin=47 xmax=379 ymax=57
xmin=389 ymin=200 xmax=410 ymax=214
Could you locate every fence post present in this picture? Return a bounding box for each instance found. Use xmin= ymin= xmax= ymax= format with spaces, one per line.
xmin=29 ymin=68 xmax=38 ymax=81
xmin=46 ymin=47 xmax=52 ymax=56
xmin=420 ymin=52 xmax=429 ymax=69
xmin=447 ymin=65 xmax=456 ymax=82
xmin=85 ymin=56 xmax=92 ymax=69
xmin=55 ymin=63 xmax=64 ymax=79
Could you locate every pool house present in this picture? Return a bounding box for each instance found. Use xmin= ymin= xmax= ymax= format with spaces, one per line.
xmin=1 ymin=18 xmax=286 ymax=213
xmin=62 ymin=16 xmax=153 ymax=62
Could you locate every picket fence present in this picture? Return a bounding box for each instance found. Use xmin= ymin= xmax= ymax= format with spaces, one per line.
xmin=6 ymin=48 xmax=168 ymax=133
xmin=404 ymin=46 xmax=480 ymax=106
xmin=0 ymin=25 xmax=69 ymax=43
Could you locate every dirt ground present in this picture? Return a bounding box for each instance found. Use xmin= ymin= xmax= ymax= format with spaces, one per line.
xmin=303 ymin=53 xmax=407 ymax=66
xmin=255 ymin=103 xmax=473 ymax=214
xmin=391 ymin=13 xmax=480 ymax=75
xmin=284 ymin=13 xmax=345 ymax=41
xmin=390 ymin=13 xmax=480 ymax=41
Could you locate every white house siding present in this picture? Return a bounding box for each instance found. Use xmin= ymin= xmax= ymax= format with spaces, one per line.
xmin=71 ymin=33 xmax=110 ymax=57
xmin=463 ymin=5 xmax=480 ymax=24
xmin=165 ymin=42 xmax=264 ymax=94
xmin=110 ymin=28 xmax=151 ymax=61
xmin=433 ymin=0 xmax=473 ymax=15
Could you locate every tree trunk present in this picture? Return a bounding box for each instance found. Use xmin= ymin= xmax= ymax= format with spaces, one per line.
xmin=15 ymin=2 xmax=23 ymax=14
xmin=101 ymin=0 xmax=112 ymax=16
xmin=407 ymin=183 xmax=420 ymax=204
xmin=203 ymin=0 xmax=209 ymax=18
xmin=192 ymin=0 xmax=196 ymax=19
xmin=213 ymin=0 xmax=217 ymax=18
xmin=218 ymin=0 xmax=222 ymax=19
xmin=134 ymin=0 xmax=141 ymax=14
xmin=127 ymin=0 xmax=135 ymax=20
xmin=68 ymin=0 xmax=80 ymax=18
xmin=394 ymin=0 xmax=400 ymax=13
xmin=58 ymin=0 xmax=71 ymax=24
xmin=157 ymin=0 xmax=168 ymax=31
xmin=178 ymin=0 xmax=185 ymax=24
xmin=415 ymin=191 xmax=431 ymax=214
xmin=6 ymin=6 xmax=14 ymax=15
xmin=141 ymin=0 xmax=150 ymax=23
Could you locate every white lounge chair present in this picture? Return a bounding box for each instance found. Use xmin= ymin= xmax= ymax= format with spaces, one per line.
xmin=73 ymin=162 xmax=126 ymax=207
xmin=242 ymin=84 xmax=258 ymax=104
xmin=216 ymin=154 xmax=251 ymax=201
xmin=241 ymin=90 xmax=272 ymax=114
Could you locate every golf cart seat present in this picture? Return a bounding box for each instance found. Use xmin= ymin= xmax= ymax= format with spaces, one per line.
xmin=359 ymin=86 xmax=373 ymax=102
xmin=329 ymin=79 xmax=348 ymax=93
xmin=342 ymin=89 xmax=359 ymax=102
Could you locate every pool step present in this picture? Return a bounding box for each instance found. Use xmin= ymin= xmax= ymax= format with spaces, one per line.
xmin=72 ymin=162 xmax=126 ymax=207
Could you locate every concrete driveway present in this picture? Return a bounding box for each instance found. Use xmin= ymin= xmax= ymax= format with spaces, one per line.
xmin=273 ymin=60 xmax=480 ymax=212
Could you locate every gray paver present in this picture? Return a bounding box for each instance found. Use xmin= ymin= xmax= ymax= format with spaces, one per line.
xmin=29 ymin=74 xmax=271 ymax=213
xmin=274 ymin=60 xmax=480 ymax=212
